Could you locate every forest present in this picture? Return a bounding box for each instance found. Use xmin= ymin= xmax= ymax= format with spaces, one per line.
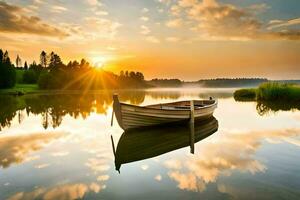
xmin=1 ymin=48 xmax=299 ymax=91
xmin=0 ymin=49 xmax=147 ymax=90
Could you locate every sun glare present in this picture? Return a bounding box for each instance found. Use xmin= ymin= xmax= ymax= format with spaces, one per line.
xmin=92 ymin=56 xmax=107 ymax=68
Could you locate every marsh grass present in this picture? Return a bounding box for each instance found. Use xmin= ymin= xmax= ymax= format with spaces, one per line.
xmin=233 ymin=88 xmax=256 ymax=101
xmin=234 ymin=82 xmax=300 ymax=102
xmin=257 ymin=82 xmax=300 ymax=101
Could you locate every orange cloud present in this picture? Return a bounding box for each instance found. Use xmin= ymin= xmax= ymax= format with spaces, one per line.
xmin=0 ymin=2 xmax=69 ymax=38
xmin=0 ymin=132 xmax=66 ymax=168
xmin=166 ymin=128 xmax=300 ymax=192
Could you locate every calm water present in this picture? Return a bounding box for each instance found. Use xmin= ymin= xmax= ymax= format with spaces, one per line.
xmin=0 ymin=88 xmax=300 ymax=200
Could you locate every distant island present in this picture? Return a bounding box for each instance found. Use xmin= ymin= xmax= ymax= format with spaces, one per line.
xmin=1 ymin=48 xmax=300 ymax=95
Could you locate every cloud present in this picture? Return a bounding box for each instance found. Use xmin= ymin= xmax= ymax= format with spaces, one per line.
xmin=0 ymin=132 xmax=66 ymax=168
xmin=140 ymin=25 xmax=151 ymax=35
xmin=51 ymin=6 xmax=68 ymax=13
xmin=166 ymin=37 xmax=181 ymax=42
xmin=155 ymin=175 xmax=162 ymax=181
xmin=7 ymin=183 xmax=104 ymax=200
xmin=267 ymin=18 xmax=300 ymax=30
xmin=172 ymin=0 xmax=300 ymax=41
xmin=142 ymin=8 xmax=149 ymax=13
xmin=158 ymin=8 xmax=164 ymax=13
xmin=170 ymin=5 xmax=182 ymax=16
xmin=34 ymin=163 xmax=50 ymax=169
xmin=50 ymin=151 xmax=69 ymax=157
xmin=97 ymin=175 xmax=110 ymax=181
xmin=166 ymin=18 xmax=183 ymax=28
xmin=86 ymin=0 xmax=100 ymax=6
xmin=0 ymin=2 xmax=69 ymax=38
xmin=140 ymin=16 xmax=149 ymax=22
xmin=84 ymin=17 xmax=122 ymax=39
xmin=178 ymin=0 xmax=197 ymax=8
xmin=169 ymin=171 xmax=206 ymax=192
xmin=166 ymin=128 xmax=300 ymax=192
xmin=141 ymin=164 xmax=149 ymax=170
xmin=186 ymin=0 xmax=261 ymax=39
xmin=248 ymin=3 xmax=270 ymax=13
xmin=262 ymin=30 xmax=300 ymax=40
xmin=85 ymin=158 xmax=110 ymax=172
xmin=95 ymin=11 xmax=108 ymax=16
xmin=146 ymin=36 xmax=160 ymax=43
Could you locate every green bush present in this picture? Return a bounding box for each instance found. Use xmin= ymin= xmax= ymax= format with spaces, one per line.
xmin=233 ymin=88 xmax=256 ymax=101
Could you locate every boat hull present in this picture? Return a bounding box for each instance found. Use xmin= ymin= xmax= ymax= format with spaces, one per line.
xmin=113 ymin=95 xmax=217 ymax=131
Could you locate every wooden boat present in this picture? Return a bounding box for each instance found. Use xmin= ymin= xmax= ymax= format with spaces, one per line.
xmin=112 ymin=94 xmax=218 ymax=131
xmin=111 ymin=117 xmax=218 ymax=172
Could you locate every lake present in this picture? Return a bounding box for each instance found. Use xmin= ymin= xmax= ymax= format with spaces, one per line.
xmin=0 ymin=88 xmax=299 ymax=200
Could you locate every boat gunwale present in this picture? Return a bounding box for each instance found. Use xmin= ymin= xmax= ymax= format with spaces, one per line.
xmin=120 ymin=99 xmax=218 ymax=112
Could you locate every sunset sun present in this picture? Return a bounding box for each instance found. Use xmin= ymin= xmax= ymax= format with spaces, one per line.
xmin=92 ymin=56 xmax=107 ymax=69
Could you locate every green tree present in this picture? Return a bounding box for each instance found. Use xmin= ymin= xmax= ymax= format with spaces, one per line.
xmin=49 ymin=52 xmax=63 ymax=69
xmin=0 ymin=49 xmax=16 ymax=88
xmin=23 ymin=70 xmax=38 ymax=84
xmin=40 ymin=51 xmax=47 ymax=68
xmin=24 ymin=61 xmax=28 ymax=70
xmin=16 ymin=54 xmax=22 ymax=68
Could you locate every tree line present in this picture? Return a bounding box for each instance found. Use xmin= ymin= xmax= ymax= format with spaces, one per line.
xmin=0 ymin=49 xmax=147 ymax=89
xmin=0 ymin=49 xmax=16 ymax=88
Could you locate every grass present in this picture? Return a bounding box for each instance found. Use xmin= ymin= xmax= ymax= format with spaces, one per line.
xmin=0 ymin=84 xmax=39 ymax=95
xmin=233 ymin=88 xmax=256 ymax=101
xmin=234 ymin=82 xmax=300 ymax=102
xmin=257 ymin=82 xmax=300 ymax=101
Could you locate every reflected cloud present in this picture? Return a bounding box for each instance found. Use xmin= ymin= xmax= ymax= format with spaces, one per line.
xmin=141 ymin=164 xmax=149 ymax=170
xmin=97 ymin=175 xmax=110 ymax=182
xmin=8 ymin=183 xmax=104 ymax=200
xmin=85 ymin=158 xmax=110 ymax=172
xmin=34 ymin=163 xmax=50 ymax=169
xmin=0 ymin=132 xmax=66 ymax=168
xmin=155 ymin=175 xmax=162 ymax=181
xmin=166 ymin=128 xmax=300 ymax=192
xmin=50 ymin=151 xmax=69 ymax=157
xmin=168 ymin=171 xmax=206 ymax=192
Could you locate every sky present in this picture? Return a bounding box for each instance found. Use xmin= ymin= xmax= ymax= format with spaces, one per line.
xmin=0 ymin=0 xmax=300 ymax=80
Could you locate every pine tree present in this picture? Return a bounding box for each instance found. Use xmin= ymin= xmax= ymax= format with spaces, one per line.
xmin=24 ymin=61 xmax=28 ymax=70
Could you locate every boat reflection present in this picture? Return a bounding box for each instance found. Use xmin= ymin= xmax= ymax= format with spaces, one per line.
xmin=113 ymin=117 xmax=218 ymax=172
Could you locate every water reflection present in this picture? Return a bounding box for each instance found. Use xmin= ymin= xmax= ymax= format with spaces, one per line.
xmin=1 ymin=89 xmax=299 ymax=199
xmin=113 ymin=117 xmax=218 ymax=172
xmin=234 ymin=96 xmax=300 ymax=116
xmin=7 ymin=183 xmax=104 ymax=200
xmin=165 ymin=127 xmax=300 ymax=193
xmin=256 ymin=101 xmax=300 ymax=116
xmin=0 ymin=132 xmax=66 ymax=168
xmin=0 ymin=92 xmax=145 ymax=130
xmin=0 ymin=90 xmax=233 ymax=130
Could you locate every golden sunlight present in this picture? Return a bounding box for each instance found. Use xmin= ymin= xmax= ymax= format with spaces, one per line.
xmin=92 ymin=56 xmax=107 ymax=68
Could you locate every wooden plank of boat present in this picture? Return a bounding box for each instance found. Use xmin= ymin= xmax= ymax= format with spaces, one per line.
xmin=112 ymin=94 xmax=218 ymax=131
xmin=113 ymin=117 xmax=218 ymax=172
